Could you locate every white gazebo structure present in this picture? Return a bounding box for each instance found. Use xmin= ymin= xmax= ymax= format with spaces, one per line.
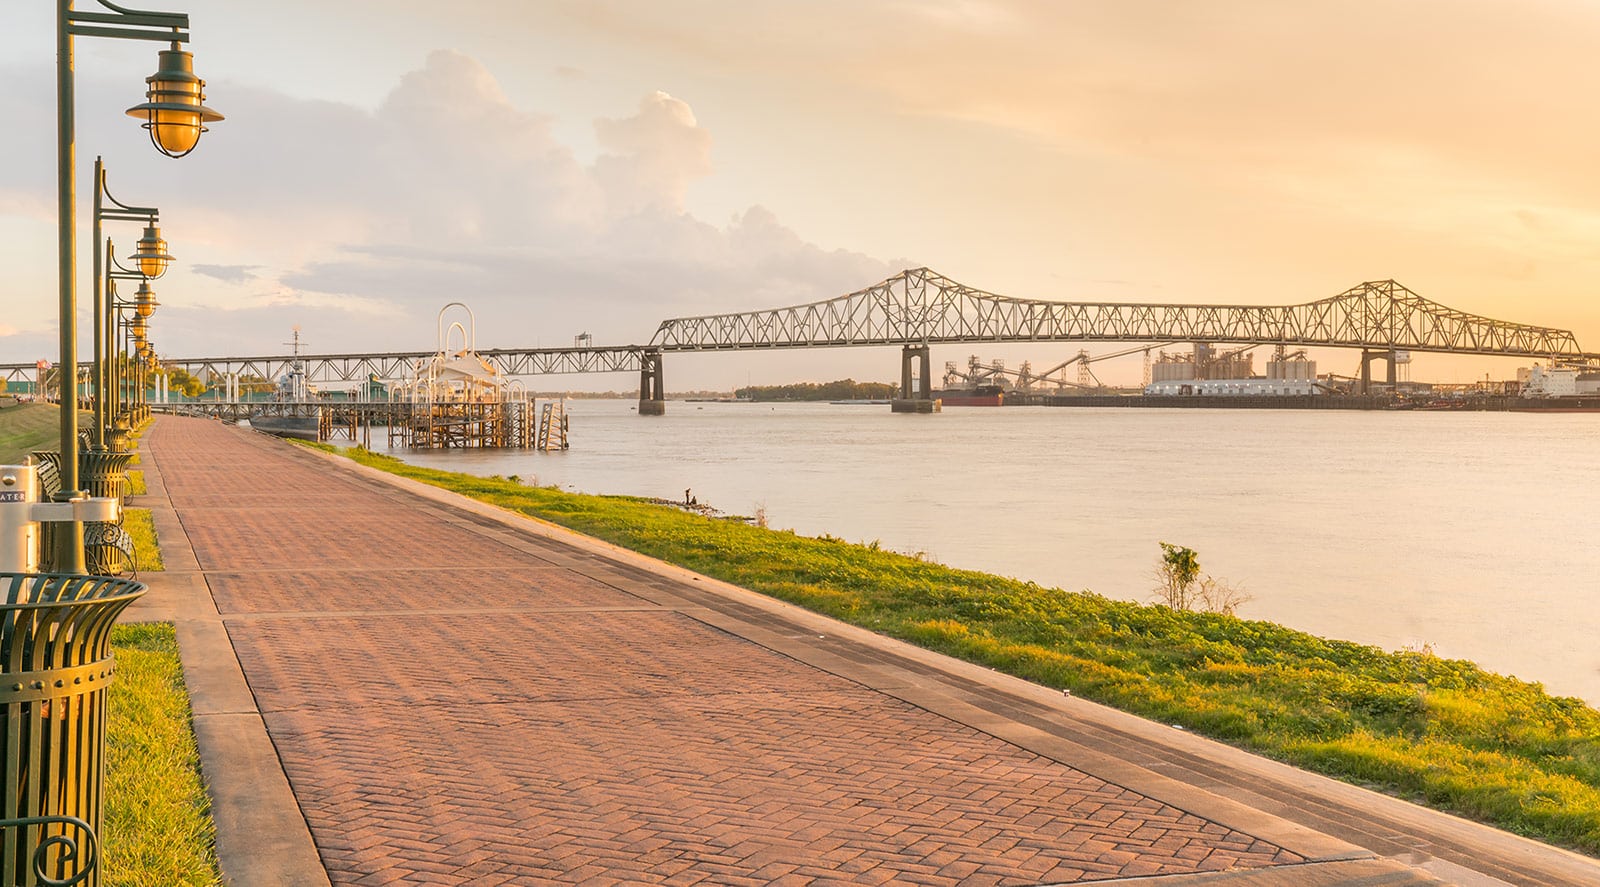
xmin=389 ymin=303 xmax=534 ymax=448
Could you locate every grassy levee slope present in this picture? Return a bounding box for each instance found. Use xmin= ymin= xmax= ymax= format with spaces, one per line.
xmin=330 ymin=444 xmax=1600 ymax=855
xmin=0 ymin=401 xmax=71 ymax=460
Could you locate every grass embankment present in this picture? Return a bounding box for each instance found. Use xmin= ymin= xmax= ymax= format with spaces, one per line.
xmin=104 ymin=423 xmax=210 ymax=882
xmin=0 ymin=402 xmax=72 ymax=461
xmin=328 ymin=443 xmax=1600 ymax=854
xmin=0 ymin=405 xmax=216 ymax=882
xmin=105 ymin=623 xmax=221 ymax=886
xmin=124 ymin=507 xmax=164 ymax=572
xmin=122 ymin=422 xmax=161 ymax=572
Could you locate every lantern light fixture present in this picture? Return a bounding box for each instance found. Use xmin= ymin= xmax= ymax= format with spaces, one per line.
xmin=125 ymin=46 xmax=224 ymax=158
xmin=129 ymin=224 xmax=174 ymax=278
xmin=134 ymin=280 xmax=160 ymax=318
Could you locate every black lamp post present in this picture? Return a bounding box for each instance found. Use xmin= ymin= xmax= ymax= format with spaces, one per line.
xmin=53 ymin=0 xmax=222 ymax=572
xmin=91 ymin=157 xmax=170 ymax=450
xmin=104 ymin=246 xmax=160 ymax=441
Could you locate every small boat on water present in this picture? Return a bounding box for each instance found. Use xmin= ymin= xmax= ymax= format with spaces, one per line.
xmin=247 ymin=414 xmax=319 ymax=440
xmin=250 ymin=327 xmax=320 ymax=440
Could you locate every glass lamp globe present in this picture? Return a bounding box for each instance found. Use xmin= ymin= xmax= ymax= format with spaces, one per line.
xmin=129 ymin=225 xmax=174 ymax=278
xmin=125 ymin=48 xmax=224 ymax=158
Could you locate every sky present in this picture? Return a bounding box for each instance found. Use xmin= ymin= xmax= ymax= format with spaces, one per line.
xmin=3 ymin=0 xmax=1600 ymax=391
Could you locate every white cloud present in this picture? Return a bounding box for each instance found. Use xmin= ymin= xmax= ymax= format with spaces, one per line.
xmin=0 ymin=50 xmax=903 ymax=382
xmin=189 ymin=264 xmax=262 ymax=283
xmin=593 ymin=90 xmax=713 ymax=218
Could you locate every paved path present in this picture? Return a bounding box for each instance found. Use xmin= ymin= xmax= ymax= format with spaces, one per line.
xmin=122 ymin=416 xmax=1600 ymax=886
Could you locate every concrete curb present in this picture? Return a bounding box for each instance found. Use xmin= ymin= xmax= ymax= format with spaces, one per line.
xmin=124 ymin=422 xmax=332 ymax=887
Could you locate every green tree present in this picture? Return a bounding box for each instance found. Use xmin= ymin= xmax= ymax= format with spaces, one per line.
xmin=1153 ymin=542 xmax=1201 ymax=609
xmin=734 ymin=378 xmax=898 ymax=401
xmin=1152 ymin=542 xmax=1250 ymax=615
xmin=165 ymin=367 xmax=205 ymax=398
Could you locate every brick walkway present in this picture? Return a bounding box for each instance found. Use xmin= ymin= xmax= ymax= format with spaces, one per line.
xmin=144 ymin=417 xmax=1348 ymax=885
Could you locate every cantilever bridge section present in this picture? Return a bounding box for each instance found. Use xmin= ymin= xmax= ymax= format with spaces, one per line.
xmin=5 ymin=268 xmax=1596 ymax=411
xmin=646 ymin=268 xmax=1600 ymax=408
xmin=649 ymin=268 xmax=1592 ymax=357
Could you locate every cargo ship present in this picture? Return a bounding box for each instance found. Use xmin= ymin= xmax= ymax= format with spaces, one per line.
xmin=932 ymin=384 xmax=1005 ymax=406
xmin=1508 ymin=396 xmax=1600 ymax=413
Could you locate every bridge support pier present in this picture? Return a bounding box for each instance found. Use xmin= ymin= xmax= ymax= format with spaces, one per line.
xmin=891 ymin=344 xmax=940 ymax=413
xmin=1358 ymin=349 xmax=1398 ymax=395
xmin=639 ymin=349 xmax=666 ymax=416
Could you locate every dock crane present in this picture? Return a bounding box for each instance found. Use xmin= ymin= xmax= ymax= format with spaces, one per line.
xmin=943 ymin=343 xmax=1158 ymax=391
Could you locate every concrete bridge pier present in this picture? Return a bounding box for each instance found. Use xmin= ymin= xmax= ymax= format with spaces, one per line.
xmin=891 ymin=344 xmax=940 ymax=413
xmin=1359 ymin=349 xmax=1398 ymax=394
xmin=639 ymin=349 xmax=666 ymax=416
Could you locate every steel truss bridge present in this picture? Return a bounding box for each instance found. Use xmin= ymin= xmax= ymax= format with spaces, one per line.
xmin=4 ymin=268 xmax=1596 ymax=389
xmin=0 ymin=346 xmax=647 ymax=387
xmin=650 ymin=268 xmax=1597 ymax=358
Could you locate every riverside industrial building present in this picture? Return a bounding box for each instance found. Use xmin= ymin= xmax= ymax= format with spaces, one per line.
xmin=1140 ymin=344 xmax=1599 ymax=399
xmin=1143 ymin=344 xmax=1320 ymax=397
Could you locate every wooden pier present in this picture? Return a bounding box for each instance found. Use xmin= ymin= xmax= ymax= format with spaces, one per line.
xmin=386 ymin=400 xmax=534 ymax=449
xmin=152 ymin=399 xmax=537 ymax=449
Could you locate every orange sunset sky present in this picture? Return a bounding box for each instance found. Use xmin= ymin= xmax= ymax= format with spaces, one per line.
xmin=3 ymin=1 xmax=1598 ymax=388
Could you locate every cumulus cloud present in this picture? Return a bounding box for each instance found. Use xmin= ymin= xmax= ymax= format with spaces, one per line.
xmin=593 ymin=90 xmax=714 ymax=218
xmin=0 ymin=49 xmax=904 ymax=369
xmin=190 ymin=264 xmax=262 ymax=283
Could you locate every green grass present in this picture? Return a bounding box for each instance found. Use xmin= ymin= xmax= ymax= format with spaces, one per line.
xmin=0 ymin=407 xmax=213 ymax=881
xmin=0 ymin=402 xmax=72 ymax=463
xmin=329 ymin=443 xmax=1600 ymax=855
xmin=105 ymin=623 xmax=221 ymax=886
xmin=124 ymin=508 xmax=163 ymax=572
xmin=127 ymin=469 xmax=147 ymax=496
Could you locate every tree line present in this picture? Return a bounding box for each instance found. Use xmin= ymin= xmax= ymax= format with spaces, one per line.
xmin=733 ymin=379 xmax=898 ymax=401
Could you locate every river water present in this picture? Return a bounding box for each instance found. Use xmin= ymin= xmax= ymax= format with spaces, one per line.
xmin=386 ymin=400 xmax=1600 ymax=707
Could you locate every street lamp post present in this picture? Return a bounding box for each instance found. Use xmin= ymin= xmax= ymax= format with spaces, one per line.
xmin=53 ymin=0 xmax=221 ymax=572
xmin=91 ymin=156 xmax=168 ymax=450
xmin=104 ymin=246 xmax=160 ymax=441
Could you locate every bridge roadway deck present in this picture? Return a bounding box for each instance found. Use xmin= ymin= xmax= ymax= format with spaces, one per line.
xmin=121 ymin=415 xmax=1597 ymax=886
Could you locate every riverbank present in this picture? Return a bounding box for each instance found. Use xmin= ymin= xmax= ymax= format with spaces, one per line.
xmin=320 ymin=442 xmax=1600 ymax=855
xmin=1020 ymin=392 xmax=1600 ymax=411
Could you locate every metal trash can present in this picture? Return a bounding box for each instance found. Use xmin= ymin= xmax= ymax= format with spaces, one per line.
xmin=0 ymin=572 xmax=145 ymax=886
xmin=76 ymin=453 xmax=132 ymax=507
xmin=75 ymin=454 xmax=135 ymax=578
xmin=26 ymin=453 xmax=133 ymax=577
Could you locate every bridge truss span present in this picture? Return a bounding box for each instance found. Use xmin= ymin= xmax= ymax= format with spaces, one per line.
xmin=651 ymin=268 xmax=1596 ymax=360
xmin=5 ymin=270 xmax=1593 ymax=400
xmin=145 ymin=346 xmax=647 ymax=387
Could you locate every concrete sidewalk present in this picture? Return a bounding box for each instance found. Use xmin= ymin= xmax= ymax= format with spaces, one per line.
xmin=121 ymin=416 xmax=1598 ymax=886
